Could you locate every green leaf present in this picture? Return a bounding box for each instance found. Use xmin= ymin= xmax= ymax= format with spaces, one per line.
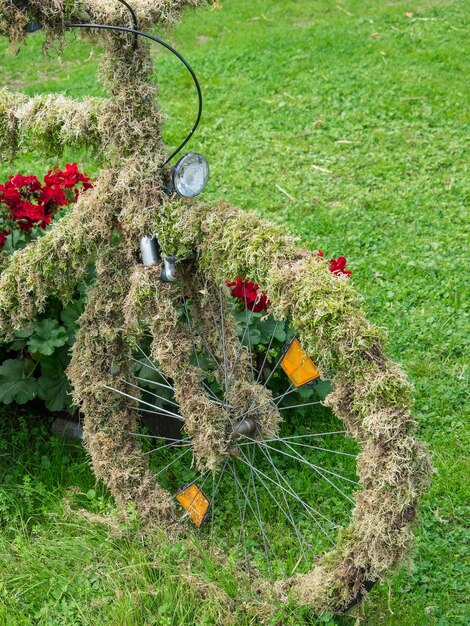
xmin=0 ymin=359 xmax=38 ymax=405
xmin=256 ymin=316 xmax=286 ymax=344
xmin=60 ymin=298 xmax=85 ymax=330
xmin=9 ymin=340 xmax=26 ymax=351
xmin=241 ymin=327 xmax=261 ymax=347
xmin=27 ymin=319 xmax=68 ymax=356
xmin=189 ymin=351 xmax=213 ymax=372
xmin=37 ymin=349 xmax=73 ymax=412
xmin=14 ymin=327 xmax=34 ymax=339
xmin=313 ymin=379 xmax=333 ymax=400
xmin=9 ymin=326 xmax=34 ymax=351
xmin=38 ymin=369 xmax=72 ymax=412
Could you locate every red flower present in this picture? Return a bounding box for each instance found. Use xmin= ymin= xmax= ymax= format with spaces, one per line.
xmin=317 ymin=250 xmax=352 ymax=277
xmin=329 ymin=256 xmax=352 ymax=277
xmin=44 ymin=163 xmax=93 ymax=190
xmin=227 ymin=276 xmax=270 ymax=313
xmin=0 ymin=174 xmax=42 ymax=211
xmin=12 ymin=201 xmax=46 ymax=231
xmin=38 ymin=214 xmax=52 ymax=230
xmin=39 ymin=184 xmax=68 ymax=209
xmin=0 ymin=164 xmax=93 ymax=240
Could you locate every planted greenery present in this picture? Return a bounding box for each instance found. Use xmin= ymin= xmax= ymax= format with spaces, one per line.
xmin=0 ymin=164 xmax=93 ymax=413
xmin=0 ymin=286 xmax=87 ymax=411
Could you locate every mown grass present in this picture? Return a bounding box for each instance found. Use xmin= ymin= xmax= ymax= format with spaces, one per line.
xmin=0 ymin=0 xmax=469 ymax=624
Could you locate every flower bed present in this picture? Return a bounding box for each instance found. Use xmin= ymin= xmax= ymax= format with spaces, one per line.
xmin=0 ymin=165 xmax=93 ymax=412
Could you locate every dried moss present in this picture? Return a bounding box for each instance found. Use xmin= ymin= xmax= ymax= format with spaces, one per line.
xmin=147 ymin=201 xmax=432 ymax=612
xmin=0 ymin=0 xmax=213 ymax=47
xmin=68 ymin=243 xmax=177 ymax=524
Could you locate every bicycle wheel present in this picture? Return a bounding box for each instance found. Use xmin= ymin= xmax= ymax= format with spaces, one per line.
xmin=113 ymin=204 xmax=431 ymax=612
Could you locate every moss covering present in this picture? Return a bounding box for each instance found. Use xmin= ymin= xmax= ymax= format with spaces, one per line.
xmin=148 ymin=201 xmax=433 ymax=611
xmin=0 ymin=1 xmax=431 ymax=616
xmin=2 ymin=90 xmax=106 ymax=157
xmin=0 ymin=0 xmax=213 ymax=46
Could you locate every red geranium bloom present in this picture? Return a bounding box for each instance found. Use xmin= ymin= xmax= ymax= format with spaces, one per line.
xmin=227 ymin=276 xmax=270 ymax=313
xmin=329 ymin=256 xmax=352 ymax=277
xmin=38 ymin=214 xmax=52 ymax=229
xmin=316 ymin=250 xmax=352 ymax=277
xmin=44 ymin=163 xmax=93 ymax=190
xmin=1 ymin=165 xmax=94 ymax=240
xmin=39 ymin=184 xmax=68 ymax=209
xmin=12 ymin=201 xmax=46 ymax=231
xmin=0 ymin=174 xmax=42 ymax=211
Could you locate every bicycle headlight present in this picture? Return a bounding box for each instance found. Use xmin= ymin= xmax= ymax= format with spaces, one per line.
xmin=172 ymin=152 xmax=209 ymax=198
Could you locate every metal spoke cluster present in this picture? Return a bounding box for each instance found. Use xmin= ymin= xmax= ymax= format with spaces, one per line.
xmin=113 ymin=279 xmax=360 ymax=577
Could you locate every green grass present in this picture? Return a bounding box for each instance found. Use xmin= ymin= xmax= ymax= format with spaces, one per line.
xmin=0 ymin=0 xmax=469 ymax=624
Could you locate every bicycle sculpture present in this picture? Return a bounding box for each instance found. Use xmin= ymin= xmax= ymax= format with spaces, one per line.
xmin=0 ymin=0 xmax=431 ymax=614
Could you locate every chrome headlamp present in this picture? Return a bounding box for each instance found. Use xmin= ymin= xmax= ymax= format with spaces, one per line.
xmin=171 ymin=152 xmax=209 ymax=198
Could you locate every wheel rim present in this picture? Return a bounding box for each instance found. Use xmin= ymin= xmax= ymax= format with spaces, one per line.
xmin=112 ymin=274 xmax=361 ymax=581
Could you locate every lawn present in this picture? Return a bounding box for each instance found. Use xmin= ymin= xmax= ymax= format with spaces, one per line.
xmin=0 ymin=0 xmax=469 ymax=624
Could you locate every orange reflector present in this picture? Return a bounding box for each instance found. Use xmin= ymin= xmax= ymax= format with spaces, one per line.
xmin=280 ymin=338 xmax=321 ymax=388
xmin=176 ymin=483 xmax=210 ymax=528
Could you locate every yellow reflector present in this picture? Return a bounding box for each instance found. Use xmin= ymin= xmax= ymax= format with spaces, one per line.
xmin=176 ymin=483 xmax=210 ymax=528
xmin=280 ymin=338 xmax=321 ymax=388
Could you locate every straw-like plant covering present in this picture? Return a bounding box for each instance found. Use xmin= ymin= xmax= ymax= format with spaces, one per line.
xmin=0 ymin=0 xmax=431 ymax=614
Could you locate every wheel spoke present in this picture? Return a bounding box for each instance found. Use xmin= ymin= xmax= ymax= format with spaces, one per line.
xmin=181 ymin=286 xmax=226 ymax=381
xmin=275 ymin=383 xmax=294 ymax=406
xmin=252 ymin=443 xmax=312 ymax=569
xmin=235 ymin=385 xmax=315 ymax=422
xmin=129 ymin=432 xmax=187 ymax=442
xmin=135 ymin=376 xmax=174 ymax=392
xmin=238 ymin=431 xmax=347 ymax=445
xmin=266 ymin=442 xmax=360 ymax=488
xmin=275 ymin=439 xmax=356 ymax=458
xmin=143 ymin=438 xmax=191 ymax=456
xmin=210 ymin=460 xmax=229 ymax=536
xmin=246 ymin=448 xmax=277 ymax=576
xmin=210 ymin=458 xmax=229 ymax=553
xmin=179 ymin=285 xmax=224 ymax=405
xmin=237 ymin=445 xmax=255 ymax=552
xmin=124 ymin=379 xmax=180 ymax=408
xmin=131 ymin=345 xmax=173 ymax=388
xmin=270 ymin=442 xmax=358 ymax=504
xmin=229 ymin=460 xmax=285 ymax=576
xmin=106 ymin=385 xmax=184 ymax=421
xmin=231 ymin=458 xmax=250 ymax=571
xmin=278 ymin=400 xmax=325 ymax=412
xmin=124 ymin=404 xmax=185 ymax=422
xmin=243 ymin=283 xmax=257 ymax=384
xmin=155 ymin=447 xmax=192 ymax=478
xmin=237 ymin=446 xmax=337 ymax=543
xmin=226 ymin=297 xmax=258 ymax=392
xmin=218 ymin=286 xmax=230 ymax=400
